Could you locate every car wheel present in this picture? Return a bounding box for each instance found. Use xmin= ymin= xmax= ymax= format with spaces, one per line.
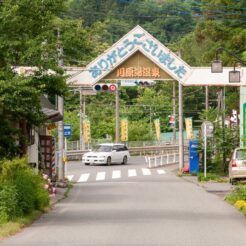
xmin=122 ymin=156 xmax=127 ymax=165
xmin=107 ymin=157 xmax=111 ymax=166
xmin=230 ymin=178 xmax=235 ymax=185
xmin=85 ymin=163 xmax=89 ymax=166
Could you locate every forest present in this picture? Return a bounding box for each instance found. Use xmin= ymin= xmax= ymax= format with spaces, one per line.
xmin=0 ymin=0 xmax=245 ymax=158
xmin=62 ymin=0 xmax=246 ymax=142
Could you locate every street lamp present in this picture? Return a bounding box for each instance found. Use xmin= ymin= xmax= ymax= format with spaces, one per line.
xmin=211 ymin=47 xmax=246 ymax=83
xmin=229 ymin=64 xmax=241 ymax=83
xmin=211 ymin=49 xmax=223 ymax=73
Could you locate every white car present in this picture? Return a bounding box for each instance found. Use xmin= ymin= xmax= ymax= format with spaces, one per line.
xmin=82 ymin=143 xmax=130 ymax=166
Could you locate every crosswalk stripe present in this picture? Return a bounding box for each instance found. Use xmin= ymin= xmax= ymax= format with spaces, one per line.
xmin=142 ymin=168 xmax=151 ymax=176
xmin=96 ymin=172 xmax=106 ymax=181
xmin=157 ymin=169 xmax=166 ymax=174
xmin=128 ymin=169 xmax=137 ymax=177
xmin=66 ymin=175 xmax=74 ymax=181
xmin=112 ymin=170 xmax=121 ymax=179
xmin=78 ymin=173 xmax=90 ymax=183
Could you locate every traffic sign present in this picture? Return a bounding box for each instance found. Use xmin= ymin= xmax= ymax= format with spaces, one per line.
xmin=120 ymin=80 xmax=137 ymax=87
xmin=64 ymin=124 xmax=72 ymax=137
xmin=201 ymin=121 xmax=214 ymax=137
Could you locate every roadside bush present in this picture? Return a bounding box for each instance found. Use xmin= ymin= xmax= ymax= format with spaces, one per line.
xmin=225 ymin=185 xmax=246 ymax=204
xmin=226 ymin=186 xmax=246 ymax=216
xmin=0 ymin=158 xmax=28 ymax=183
xmin=0 ymin=184 xmax=19 ymax=223
xmin=0 ymin=158 xmax=49 ymax=220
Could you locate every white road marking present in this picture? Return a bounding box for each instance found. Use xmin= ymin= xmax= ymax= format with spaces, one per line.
xmin=157 ymin=169 xmax=166 ymax=174
xmin=66 ymin=175 xmax=74 ymax=181
xmin=142 ymin=168 xmax=151 ymax=176
xmin=96 ymin=172 xmax=106 ymax=181
xmin=128 ymin=169 xmax=137 ymax=177
xmin=78 ymin=173 xmax=90 ymax=183
xmin=112 ymin=170 xmax=121 ymax=179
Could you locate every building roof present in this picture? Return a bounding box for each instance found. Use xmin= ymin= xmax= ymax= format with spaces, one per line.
xmin=40 ymin=95 xmax=63 ymax=122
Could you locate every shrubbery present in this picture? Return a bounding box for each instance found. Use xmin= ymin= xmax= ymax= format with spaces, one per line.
xmin=225 ymin=185 xmax=246 ymax=216
xmin=0 ymin=158 xmax=49 ymax=224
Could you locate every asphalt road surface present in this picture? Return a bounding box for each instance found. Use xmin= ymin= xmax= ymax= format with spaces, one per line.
xmin=1 ymin=156 xmax=246 ymax=246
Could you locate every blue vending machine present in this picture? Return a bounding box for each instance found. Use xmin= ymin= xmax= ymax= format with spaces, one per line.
xmin=189 ymin=140 xmax=199 ymax=174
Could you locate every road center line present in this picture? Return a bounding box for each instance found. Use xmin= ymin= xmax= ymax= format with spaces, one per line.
xmin=78 ymin=173 xmax=90 ymax=183
xmin=112 ymin=170 xmax=121 ymax=179
xmin=96 ymin=172 xmax=106 ymax=181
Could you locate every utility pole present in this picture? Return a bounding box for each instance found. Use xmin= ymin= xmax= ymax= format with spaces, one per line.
xmin=57 ymin=28 xmax=65 ymax=182
xmin=149 ymin=106 xmax=152 ymax=137
xmin=115 ymin=81 xmax=120 ymax=143
xmin=178 ymin=82 xmax=184 ymax=171
xmin=177 ymin=51 xmax=184 ymax=171
xmin=205 ymin=86 xmax=209 ymax=111
xmin=79 ymin=88 xmax=84 ymax=150
xmin=173 ymin=81 xmax=176 ymax=144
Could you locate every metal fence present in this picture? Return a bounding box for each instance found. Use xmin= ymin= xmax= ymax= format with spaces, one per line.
xmin=65 ymin=139 xmax=182 ymax=151
xmin=146 ymin=152 xmax=179 ymax=168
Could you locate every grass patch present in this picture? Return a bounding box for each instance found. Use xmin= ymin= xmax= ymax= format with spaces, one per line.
xmin=225 ymin=185 xmax=246 ymax=216
xmin=198 ymin=173 xmax=228 ymax=183
xmin=64 ymin=182 xmax=73 ymax=198
xmin=0 ymin=210 xmax=42 ymax=239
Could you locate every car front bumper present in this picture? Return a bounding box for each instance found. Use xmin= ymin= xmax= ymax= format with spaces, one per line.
xmin=82 ymin=157 xmax=107 ymax=165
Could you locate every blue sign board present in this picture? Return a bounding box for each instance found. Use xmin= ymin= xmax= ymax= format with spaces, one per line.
xmin=64 ymin=124 xmax=72 ymax=137
xmin=189 ymin=140 xmax=199 ymax=174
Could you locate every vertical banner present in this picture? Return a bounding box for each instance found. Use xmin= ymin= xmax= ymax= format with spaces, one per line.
xmin=121 ymin=118 xmax=128 ymax=142
xmin=83 ymin=119 xmax=91 ymax=144
xmin=154 ymin=119 xmax=161 ymax=141
xmin=243 ymin=103 xmax=246 ymax=146
xmin=185 ymin=117 xmax=193 ymax=140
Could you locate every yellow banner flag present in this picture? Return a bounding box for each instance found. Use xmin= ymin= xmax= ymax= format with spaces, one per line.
xmin=154 ymin=119 xmax=161 ymax=141
xmin=121 ymin=118 xmax=128 ymax=142
xmin=185 ymin=117 xmax=193 ymax=140
xmin=83 ymin=119 xmax=91 ymax=144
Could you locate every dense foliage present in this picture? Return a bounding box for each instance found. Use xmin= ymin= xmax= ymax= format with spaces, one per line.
xmin=0 ymin=0 xmax=245 ymax=160
xmin=0 ymin=158 xmax=49 ymax=223
xmin=64 ymin=0 xmax=245 ymax=144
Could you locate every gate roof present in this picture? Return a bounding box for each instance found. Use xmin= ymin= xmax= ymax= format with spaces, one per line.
xmin=66 ymin=25 xmax=245 ymax=87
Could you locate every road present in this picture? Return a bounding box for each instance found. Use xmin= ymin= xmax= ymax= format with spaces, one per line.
xmin=1 ymin=157 xmax=246 ymax=246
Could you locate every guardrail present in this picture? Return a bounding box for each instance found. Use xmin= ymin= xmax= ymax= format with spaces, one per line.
xmin=66 ymin=144 xmax=187 ymax=160
xmin=146 ymin=152 xmax=179 ymax=168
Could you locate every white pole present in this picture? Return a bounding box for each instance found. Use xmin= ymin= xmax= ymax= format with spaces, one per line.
xmin=115 ymin=81 xmax=120 ymax=143
xmin=204 ymin=124 xmax=207 ymax=178
xmin=80 ymin=89 xmax=83 ymax=150
xmin=64 ymin=137 xmax=67 ymax=178
xmin=57 ymin=28 xmax=64 ymax=182
xmin=178 ymin=82 xmax=184 ymax=170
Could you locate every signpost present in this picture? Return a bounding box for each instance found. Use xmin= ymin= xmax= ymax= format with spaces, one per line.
xmin=201 ymin=121 xmax=214 ymax=178
xmin=63 ymin=124 xmax=72 ymax=178
xmin=64 ymin=124 xmax=72 ymax=137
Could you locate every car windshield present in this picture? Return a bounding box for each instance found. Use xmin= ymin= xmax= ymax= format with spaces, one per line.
xmin=236 ymin=149 xmax=246 ymax=160
xmin=93 ymin=145 xmax=112 ymax=152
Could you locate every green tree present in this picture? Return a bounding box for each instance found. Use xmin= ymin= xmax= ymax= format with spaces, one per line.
xmin=0 ymin=0 xmax=67 ymax=159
